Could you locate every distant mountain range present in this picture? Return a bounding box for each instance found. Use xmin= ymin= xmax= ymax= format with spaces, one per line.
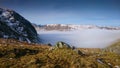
xmin=32 ymin=24 xmax=120 ymax=31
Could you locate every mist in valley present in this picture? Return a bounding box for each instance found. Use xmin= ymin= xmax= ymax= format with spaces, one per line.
xmin=38 ymin=29 xmax=120 ymax=48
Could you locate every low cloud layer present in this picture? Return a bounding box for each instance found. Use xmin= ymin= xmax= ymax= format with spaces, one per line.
xmin=39 ymin=29 xmax=120 ymax=48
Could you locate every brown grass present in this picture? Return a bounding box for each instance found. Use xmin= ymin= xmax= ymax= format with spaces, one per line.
xmin=0 ymin=38 xmax=120 ymax=68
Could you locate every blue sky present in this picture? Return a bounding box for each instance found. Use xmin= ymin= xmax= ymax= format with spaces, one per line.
xmin=0 ymin=0 xmax=120 ymax=26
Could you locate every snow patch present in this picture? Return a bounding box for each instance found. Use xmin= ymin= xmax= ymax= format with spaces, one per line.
xmin=2 ymin=11 xmax=11 ymax=18
xmin=26 ymin=38 xmax=31 ymax=43
xmin=3 ymin=35 xmax=9 ymax=38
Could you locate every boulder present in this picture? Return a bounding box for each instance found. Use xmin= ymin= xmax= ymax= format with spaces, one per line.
xmin=74 ymin=49 xmax=85 ymax=56
xmin=54 ymin=41 xmax=71 ymax=49
xmin=49 ymin=41 xmax=72 ymax=50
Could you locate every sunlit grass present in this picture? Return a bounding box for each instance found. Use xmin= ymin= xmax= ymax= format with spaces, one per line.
xmin=0 ymin=38 xmax=120 ymax=68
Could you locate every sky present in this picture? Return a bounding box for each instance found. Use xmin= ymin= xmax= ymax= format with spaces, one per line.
xmin=0 ymin=0 xmax=120 ymax=26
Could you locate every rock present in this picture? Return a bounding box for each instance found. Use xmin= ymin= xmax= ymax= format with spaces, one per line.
xmin=0 ymin=8 xmax=40 ymax=43
xmin=114 ymin=66 xmax=120 ymax=68
xmin=47 ymin=43 xmax=52 ymax=46
xmin=107 ymin=63 xmax=113 ymax=68
xmin=97 ymin=58 xmax=105 ymax=64
xmin=71 ymin=46 xmax=76 ymax=50
xmin=49 ymin=41 xmax=73 ymax=51
xmin=97 ymin=58 xmax=113 ymax=68
xmin=74 ymin=49 xmax=85 ymax=56
xmin=54 ymin=41 xmax=71 ymax=49
xmin=49 ymin=47 xmax=55 ymax=51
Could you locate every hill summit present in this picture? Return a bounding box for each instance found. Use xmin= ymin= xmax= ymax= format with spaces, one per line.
xmin=0 ymin=8 xmax=40 ymax=43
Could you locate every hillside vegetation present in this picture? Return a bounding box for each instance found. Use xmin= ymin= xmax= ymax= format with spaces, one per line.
xmin=104 ymin=40 xmax=120 ymax=54
xmin=0 ymin=38 xmax=120 ymax=68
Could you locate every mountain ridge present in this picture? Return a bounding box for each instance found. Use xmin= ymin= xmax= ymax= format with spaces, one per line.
xmin=0 ymin=8 xmax=40 ymax=43
xmin=32 ymin=24 xmax=120 ymax=31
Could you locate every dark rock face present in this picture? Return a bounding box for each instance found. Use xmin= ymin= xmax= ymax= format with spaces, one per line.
xmin=0 ymin=8 xmax=40 ymax=43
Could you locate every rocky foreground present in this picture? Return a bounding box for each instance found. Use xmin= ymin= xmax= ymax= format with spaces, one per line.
xmin=0 ymin=38 xmax=120 ymax=68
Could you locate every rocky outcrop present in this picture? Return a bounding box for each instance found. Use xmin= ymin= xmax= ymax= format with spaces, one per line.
xmin=49 ymin=41 xmax=73 ymax=50
xmin=0 ymin=8 xmax=40 ymax=43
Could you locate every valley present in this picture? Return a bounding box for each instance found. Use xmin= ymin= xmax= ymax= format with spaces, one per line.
xmin=37 ymin=29 xmax=120 ymax=48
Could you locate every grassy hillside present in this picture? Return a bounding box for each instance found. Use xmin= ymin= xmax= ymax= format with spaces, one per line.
xmin=104 ymin=40 xmax=120 ymax=54
xmin=0 ymin=39 xmax=120 ymax=68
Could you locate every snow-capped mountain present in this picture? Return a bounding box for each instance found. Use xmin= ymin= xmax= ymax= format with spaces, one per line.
xmin=33 ymin=24 xmax=120 ymax=31
xmin=0 ymin=8 xmax=40 ymax=43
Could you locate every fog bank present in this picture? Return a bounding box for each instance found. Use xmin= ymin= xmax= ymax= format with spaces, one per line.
xmin=38 ymin=29 xmax=120 ymax=48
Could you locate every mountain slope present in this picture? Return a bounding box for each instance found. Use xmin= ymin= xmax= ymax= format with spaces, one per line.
xmin=104 ymin=40 xmax=120 ymax=54
xmin=0 ymin=8 xmax=40 ymax=43
xmin=0 ymin=38 xmax=120 ymax=68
